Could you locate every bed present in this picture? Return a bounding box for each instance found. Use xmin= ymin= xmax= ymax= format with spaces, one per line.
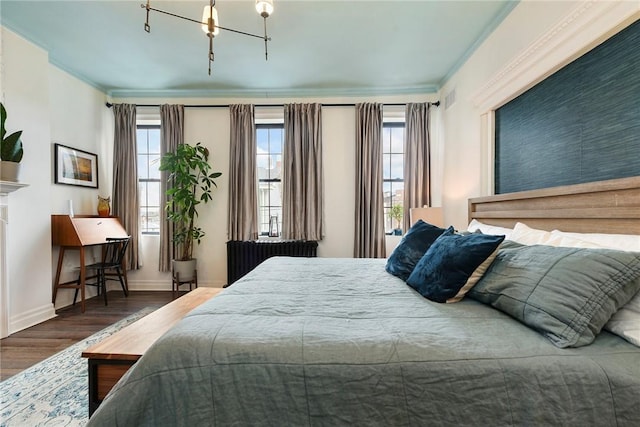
xmin=87 ymin=177 xmax=640 ymax=426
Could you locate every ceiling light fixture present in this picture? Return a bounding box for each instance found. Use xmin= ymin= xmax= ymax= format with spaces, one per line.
xmin=141 ymin=0 xmax=274 ymax=75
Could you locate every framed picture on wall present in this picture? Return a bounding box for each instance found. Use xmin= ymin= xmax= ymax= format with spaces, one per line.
xmin=54 ymin=143 xmax=99 ymax=188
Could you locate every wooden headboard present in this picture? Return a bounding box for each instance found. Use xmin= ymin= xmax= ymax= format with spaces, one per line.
xmin=468 ymin=176 xmax=640 ymax=235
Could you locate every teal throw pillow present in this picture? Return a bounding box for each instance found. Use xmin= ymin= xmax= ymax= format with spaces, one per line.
xmin=385 ymin=221 xmax=450 ymax=281
xmin=406 ymin=230 xmax=505 ymax=303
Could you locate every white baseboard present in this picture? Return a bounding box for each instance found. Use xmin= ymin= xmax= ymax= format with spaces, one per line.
xmin=125 ymin=280 xmax=225 ymax=291
xmin=9 ymin=303 xmax=56 ymax=335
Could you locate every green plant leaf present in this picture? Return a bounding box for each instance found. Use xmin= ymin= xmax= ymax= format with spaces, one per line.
xmin=1 ymin=131 xmax=23 ymax=162
xmin=0 ymin=103 xmax=7 ymax=140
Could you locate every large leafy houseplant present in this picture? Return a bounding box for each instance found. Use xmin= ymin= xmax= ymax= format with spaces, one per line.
xmin=159 ymin=142 xmax=222 ymax=261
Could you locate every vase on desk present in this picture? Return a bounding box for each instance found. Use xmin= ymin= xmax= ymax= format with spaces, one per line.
xmin=97 ymin=196 xmax=111 ymax=217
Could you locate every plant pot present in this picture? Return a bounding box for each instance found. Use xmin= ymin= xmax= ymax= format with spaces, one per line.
xmin=0 ymin=161 xmax=20 ymax=182
xmin=172 ymin=258 xmax=197 ymax=282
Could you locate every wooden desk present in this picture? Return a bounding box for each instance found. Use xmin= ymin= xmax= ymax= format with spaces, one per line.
xmin=51 ymin=215 xmax=128 ymax=312
xmin=82 ymin=287 xmax=222 ymax=416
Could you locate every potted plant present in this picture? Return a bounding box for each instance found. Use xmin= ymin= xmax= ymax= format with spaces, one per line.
xmin=0 ymin=103 xmax=24 ymax=182
xmin=159 ymin=142 xmax=222 ymax=280
xmin=389 ymin=204 xmax=404 ymax=236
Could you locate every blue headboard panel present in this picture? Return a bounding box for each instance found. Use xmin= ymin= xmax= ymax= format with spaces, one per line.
xmin=495 ymin=19 xmax=640 ymax=194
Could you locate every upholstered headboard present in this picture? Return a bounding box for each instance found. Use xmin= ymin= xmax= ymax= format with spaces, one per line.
xmin=468 ymin=176 xmax=640 ymax=235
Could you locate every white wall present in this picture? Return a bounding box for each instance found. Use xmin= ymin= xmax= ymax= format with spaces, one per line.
xmin=438 ymin=0 xmax=639 ymax=230
xmin=2 ymin=28 xmax=55 ymax=333
xmin=48 ymin=66 xmax=113 ymax=310
xmin=1 ymin=27 xmax=112 ymax=331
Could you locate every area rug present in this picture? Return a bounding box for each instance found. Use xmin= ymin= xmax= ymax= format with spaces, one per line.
xmin=0 ymin=307 xmax=156 ymax=427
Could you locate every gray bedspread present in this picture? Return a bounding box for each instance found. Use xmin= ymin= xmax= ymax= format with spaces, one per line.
xmin=88 ymin=257 xmax=640 ymax=426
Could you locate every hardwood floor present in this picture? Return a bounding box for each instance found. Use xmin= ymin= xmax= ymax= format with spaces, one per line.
xmin=0 ymin=291 xmax=178 ymax=381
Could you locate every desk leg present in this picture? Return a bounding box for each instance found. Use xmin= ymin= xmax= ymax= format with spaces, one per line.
xmin=52 ymin=247 xmax=66 ymax=304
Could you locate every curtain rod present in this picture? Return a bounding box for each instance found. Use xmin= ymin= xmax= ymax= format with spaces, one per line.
xmin=105 ymin=101 xmax=440 ymax=108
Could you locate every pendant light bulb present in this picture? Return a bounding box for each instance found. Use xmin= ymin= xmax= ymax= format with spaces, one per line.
xmin=201 ymin=5 xmax=220 ymax=36
xmin=255 ymin=0 xmax=274 ymax=18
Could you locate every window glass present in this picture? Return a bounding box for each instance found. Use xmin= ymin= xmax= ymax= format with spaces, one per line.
xmin=257 ymin=124 xmax=284 ymax=236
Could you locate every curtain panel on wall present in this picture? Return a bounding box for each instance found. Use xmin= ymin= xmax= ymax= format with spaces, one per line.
xmin=112 ymin=103 xmax=140 ymax=270
xmin=159 ymin=104 xmax=184 ymax=271
xmin=354 ymin=103 xmax=386 ymax=258
xmin=228 ymin=104 xmax=259 ymax=241
xmin=403 ymin=102 xmax=432 ymax=230
xmin=282 ymin=103 xmax=324 ymax=241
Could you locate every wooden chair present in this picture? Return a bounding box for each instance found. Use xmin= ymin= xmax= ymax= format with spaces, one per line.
xmin=75 ymin=236 xmax=130 ymax=306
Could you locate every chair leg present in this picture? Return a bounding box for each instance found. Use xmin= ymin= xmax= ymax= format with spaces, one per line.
xmin=116 ymin=268 xmax=128 ymax=297
xmin=101 ymin=270 xmax=108 ymax=306
xmin=73 ymin=275 xmax=80 ymax=306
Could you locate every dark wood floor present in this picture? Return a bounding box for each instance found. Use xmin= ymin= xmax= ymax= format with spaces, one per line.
xmin=0 ymin=291 xmax=177 ymax=381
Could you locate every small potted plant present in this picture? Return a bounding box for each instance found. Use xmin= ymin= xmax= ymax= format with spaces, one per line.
xmin=389 ymin=204 xmax=404 ymax=236
xmin=0 ymin=103 xmax=24 ymax=182
xmin=159 ymin=142 xmax=222 ymax=280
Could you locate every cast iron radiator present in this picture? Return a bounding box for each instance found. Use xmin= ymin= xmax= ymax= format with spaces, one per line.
xmin=226 ymin=240 xmax=319 ymax=285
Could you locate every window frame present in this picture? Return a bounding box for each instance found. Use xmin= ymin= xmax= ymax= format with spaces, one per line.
xmin=382 ymin=121 xmax=406 ymax=234
xmin=256 ymin=123 xmax=284 ymax=237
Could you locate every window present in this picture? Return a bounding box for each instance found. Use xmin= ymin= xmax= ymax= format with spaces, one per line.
xmin=137 ymin=125 xmax=161 ymax=234
xmin=382 ymin=122 xmax=405 ymax=234
xmin=256 ymin=124 xmax=284 ymax=236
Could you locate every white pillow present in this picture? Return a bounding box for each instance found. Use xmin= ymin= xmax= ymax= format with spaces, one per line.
xmin=550 ymin=229 xmax=640 ymax=251
xmin=536 ymin=226 xmax=640 ymax=347
xmin=605 ymin=290 xmax=640 ymax=346
xmin=467 ymin=219 xmax=512 ymax=239
xmin=510 ymin=222 xmax=605 ymax=248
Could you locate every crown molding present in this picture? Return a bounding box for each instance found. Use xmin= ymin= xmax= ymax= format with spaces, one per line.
xmin=107 ymin=84 xmax=439 ymax=99
xmin=472 ymin=0 xmax=640 ymax=112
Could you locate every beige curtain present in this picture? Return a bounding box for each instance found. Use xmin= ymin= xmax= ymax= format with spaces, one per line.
xmin=403 ymin=103 xmax=432 ymax=230
xmin=112 ymin=104 xmax=139 ymax=270
xmin=228 ymin=104 xmax=258 ymax=241
xmin=354 ymin=103 xmax=386 ymax=258
xmin=282 ymin=103 xmax=323 ymax=241
xmin=159 ymin=104 xmax=184 ymax=271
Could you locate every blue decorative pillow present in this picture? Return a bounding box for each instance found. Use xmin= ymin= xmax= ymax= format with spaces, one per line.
xmin=385 ymin=221 xmax=450 ymax=281
xmin=406 ymin=230 xmax=505 ymax=303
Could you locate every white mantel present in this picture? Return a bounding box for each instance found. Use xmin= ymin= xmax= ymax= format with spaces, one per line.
xmin=1 ymin=180 xmax=29 ymax=338
xmin=0 ymin=181 xmax=29 ymax=194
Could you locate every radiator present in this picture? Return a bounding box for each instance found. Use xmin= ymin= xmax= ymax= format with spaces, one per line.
xmin=226 ymin=240 xmax=319 ymax=285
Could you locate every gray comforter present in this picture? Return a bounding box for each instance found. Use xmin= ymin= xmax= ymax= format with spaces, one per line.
xmin=88 ymin=257 xmax=640 ymax=426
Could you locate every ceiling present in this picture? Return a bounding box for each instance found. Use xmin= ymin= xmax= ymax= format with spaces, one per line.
xmin=1 ymin=0 xmax=517 ymax=98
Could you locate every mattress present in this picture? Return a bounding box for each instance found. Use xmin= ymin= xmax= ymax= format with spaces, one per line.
xmin=87 ymin=257 xmax=640 ymax=426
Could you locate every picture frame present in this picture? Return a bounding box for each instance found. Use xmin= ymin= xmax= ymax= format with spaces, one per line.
xmin=54 ymin=143 xmax=99 ymax=188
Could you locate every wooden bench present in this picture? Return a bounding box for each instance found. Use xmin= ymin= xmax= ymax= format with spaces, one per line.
xmin=82 ymin=287 xmax=222 ymax=416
